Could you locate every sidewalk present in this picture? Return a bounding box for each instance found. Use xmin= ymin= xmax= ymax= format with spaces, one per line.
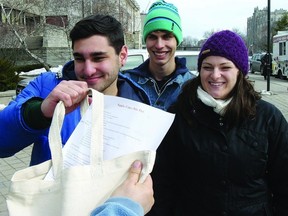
xmin=248 ymin=73 xmax=288 ymax=121
xmin=0 ymin=90 xmax=14 ymax=111
xmin=0 ymin=90 xmax=32 ymax=216
xmin=0 ymin=146 xmax=32 ymax=216
xmin=0 ymin=74 xmax=287 ymax=215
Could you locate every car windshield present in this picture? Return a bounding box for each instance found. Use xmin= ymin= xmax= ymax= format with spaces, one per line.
xmin=177 ymin=54 xmax=198 ymax=71
xmin=121 ymin=54 xmax=145 ymax=71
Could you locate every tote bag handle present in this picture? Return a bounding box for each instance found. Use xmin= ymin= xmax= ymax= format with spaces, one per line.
xmin=48 ymin=88 xmax=104 ymax=179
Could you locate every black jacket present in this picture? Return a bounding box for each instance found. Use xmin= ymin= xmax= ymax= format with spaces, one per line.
xmin=148 ymin=99 xmax=288 ymax=216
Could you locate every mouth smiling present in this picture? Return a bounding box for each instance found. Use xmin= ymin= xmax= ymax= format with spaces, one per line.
xmin=85 ymin=75 xmax=103 ymax=84
xmin=209 ymin=81 xmax=225 ymax=87
xmin=153 ymin=51 xmax=169 ymax=58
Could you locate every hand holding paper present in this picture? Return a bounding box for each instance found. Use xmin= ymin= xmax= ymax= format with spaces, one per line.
xmin=45 ymin=95 xmax=174 ymax=180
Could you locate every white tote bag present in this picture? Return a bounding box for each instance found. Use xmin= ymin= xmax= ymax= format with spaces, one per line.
xmin=6 ymin=89 xmax=156 ymax=216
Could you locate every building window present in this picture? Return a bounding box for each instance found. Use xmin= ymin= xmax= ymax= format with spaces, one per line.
xmin=46 ymin=16 xmax=68 ymax=27
xmin=26 ymin=15 xmax=40 ymax=34
xmin=279 ymin=42 xmax=286 ymax=56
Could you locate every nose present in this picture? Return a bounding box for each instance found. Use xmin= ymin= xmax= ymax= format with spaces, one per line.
xmin=83 ymin=60 xmax=95 ymax=76
xmin=155 ymin=38 xmax=165 ymax=49
xmin=210 ymin=68 xmax=221 ymax=79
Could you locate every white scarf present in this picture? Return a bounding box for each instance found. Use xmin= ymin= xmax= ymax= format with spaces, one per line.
xmin=197 ymin=87 xmax=232 ymax=116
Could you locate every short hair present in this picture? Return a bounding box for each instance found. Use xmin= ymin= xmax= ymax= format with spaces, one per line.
xmin=69 ymin=14 xmax=124 ymax=54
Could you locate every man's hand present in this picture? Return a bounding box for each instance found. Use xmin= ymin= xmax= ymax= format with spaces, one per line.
xmin=41 ymin=80 xmax=89 ymax=118
xmin=111 ymin=160 xmax=154 ymax=214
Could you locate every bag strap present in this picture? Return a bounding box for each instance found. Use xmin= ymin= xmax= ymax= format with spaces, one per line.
xmin=48 ymin=88 xmax=104 ymax=178
xmin=48 ymin=100 xmax=65 ymax=179
xmin=89 ymin=89 xmax=104 ymax=165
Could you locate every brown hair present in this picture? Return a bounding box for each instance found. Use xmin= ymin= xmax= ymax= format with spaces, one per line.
xmin=177 ymin=73 xmax=261 ymax=128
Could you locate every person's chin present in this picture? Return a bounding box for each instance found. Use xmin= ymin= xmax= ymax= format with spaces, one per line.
xmin=153 ymin=56 xmax=168 ymax=64
xmin=87 ymin=81 xmax=102 ymax=91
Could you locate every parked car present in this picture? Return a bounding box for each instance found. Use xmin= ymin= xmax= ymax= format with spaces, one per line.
xmin=15 ymin=77 xmax=35 ymax=95
xmin=15 ymin=65 xmax=62 ymax=96
xmin=175 ymin=50 xmax=199 ymax=76
xmin=250 ymin=53 xmax=275 ymax=77
xmin=121 ymin=49 xmax=199 ymax=76
xmin=250 ymin=53 xmax=265 ymax=74
xmin=121 ymin=49 xmax=149 ymax=72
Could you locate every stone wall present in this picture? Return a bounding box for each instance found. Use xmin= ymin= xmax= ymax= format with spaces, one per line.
xmin=0 ymin=0 xmax=142 ymax=66
xmin=0 ymin=47 xmax=71 ymax=67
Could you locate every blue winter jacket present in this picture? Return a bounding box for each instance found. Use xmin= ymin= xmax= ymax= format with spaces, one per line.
xmin=123 ymin=57 xmax=194 ymax=111
xmin=91 ymin=197 xmax=144 ymax=216
xmin=0 ymin=61 xmax=151 ymax=165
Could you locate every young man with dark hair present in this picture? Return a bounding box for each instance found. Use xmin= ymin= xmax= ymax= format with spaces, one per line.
xmin=0 ymin=14 xmax=153 ymax=216
xmin=0 ymin=14 xmax=150 ymax=164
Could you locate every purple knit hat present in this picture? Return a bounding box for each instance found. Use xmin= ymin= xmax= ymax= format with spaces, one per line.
xmin=197 ymin=30 xmax=249 ymax=75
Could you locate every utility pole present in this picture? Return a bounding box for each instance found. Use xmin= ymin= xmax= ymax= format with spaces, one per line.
xmin=267 ymin=0 xmax=271 ymax=91
xmin=119 ymin=0 xmax=121 ymax=22
xmin=82 ymin=0 xmax=85 ymax=18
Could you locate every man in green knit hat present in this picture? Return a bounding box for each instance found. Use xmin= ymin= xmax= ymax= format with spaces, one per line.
xmin=123 ymin=0 xmax=194 ymax=111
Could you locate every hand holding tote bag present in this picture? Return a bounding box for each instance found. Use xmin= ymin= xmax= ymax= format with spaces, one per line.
xmin=6 ymin=89 xmax=156 ymax=216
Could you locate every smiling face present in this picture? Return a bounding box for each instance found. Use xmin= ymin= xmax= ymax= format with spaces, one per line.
xmin=200 ymin=56 xmax=240 ymax=100
xmin=73 ymin=35 xmax=127 ymax=95
xmin=145 ymin=31 xmax=177 ymax=67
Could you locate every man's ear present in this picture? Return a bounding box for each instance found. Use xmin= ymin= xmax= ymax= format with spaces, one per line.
xmin=119 ymin=45 xmax=128 ymax=67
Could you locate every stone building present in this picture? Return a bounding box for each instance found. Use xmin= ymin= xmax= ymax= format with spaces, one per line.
xmin=0 ymin=0 xmax=142 ymax=67
xmin=247 ymin=7 xmax=287 ymax=54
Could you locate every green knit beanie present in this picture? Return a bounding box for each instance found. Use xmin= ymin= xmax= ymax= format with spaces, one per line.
xmin=143 ymin=0 xmax=183 ymax=46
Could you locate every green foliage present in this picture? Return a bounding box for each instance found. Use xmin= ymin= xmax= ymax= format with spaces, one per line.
xmin=273 ymin=12 xmax=288 ymax=34
xmin=0 ymin=58 xmax=20 ymax=92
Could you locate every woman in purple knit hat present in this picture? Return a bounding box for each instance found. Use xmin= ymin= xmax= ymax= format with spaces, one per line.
xmin=147 ymin=30 xmax=288 ymax=216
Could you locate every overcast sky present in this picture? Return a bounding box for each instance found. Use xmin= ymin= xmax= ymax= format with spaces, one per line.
xmin=137 ymin=0 xmax=287 ymax=40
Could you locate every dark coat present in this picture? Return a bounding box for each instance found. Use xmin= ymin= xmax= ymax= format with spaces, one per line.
xmin=148 ymin=99 xmax=288 ymax=216
xmin=261 ymin=53 xmax=273 ymax=76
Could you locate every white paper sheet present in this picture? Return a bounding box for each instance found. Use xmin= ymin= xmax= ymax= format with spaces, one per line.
xmin=45 ymin=96 xmax=174 ymax=180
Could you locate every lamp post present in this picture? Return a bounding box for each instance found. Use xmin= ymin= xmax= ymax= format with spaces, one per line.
xmin=82 ymin=0 xmax=85 ymax=18
xmin=266 ymin=0 xmax=271 ymax=91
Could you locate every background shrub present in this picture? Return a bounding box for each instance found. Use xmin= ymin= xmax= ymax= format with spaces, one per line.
xmin=14 ymin=64 xmax=44 ymax=73
xmin=0 ymin=58 xmax=19 ymax=92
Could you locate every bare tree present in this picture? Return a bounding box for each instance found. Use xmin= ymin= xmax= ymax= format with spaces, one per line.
xmin=0 ymin=0 xmax=83 ymax=70
xmin=0 ymin=0 xmax=141 ymax=71
xmin=0 ymin=0 xmax=50 ymax=70
xmin=92 ymin=0 xmax=141 ymax=48
xmin=182 ymin=36 xmax=199 ymax=47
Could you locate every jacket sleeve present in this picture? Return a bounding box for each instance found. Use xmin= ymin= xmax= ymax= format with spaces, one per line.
xmin=267 ymin=107 xmax=288 ymax=215
xmin=0 ymin=72 xmax=56 ymax=157
xmin=90 ymin=197 xmax=144 ymax=216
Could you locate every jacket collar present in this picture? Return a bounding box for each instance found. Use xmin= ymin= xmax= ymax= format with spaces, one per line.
xmin=126 ymin=56 xmax=189 ymax=78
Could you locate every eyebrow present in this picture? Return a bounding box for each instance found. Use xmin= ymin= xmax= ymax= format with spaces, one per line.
xmin=202 ymin=61 xmax=232 ymax=66
xmin=149 ymin=31 xmax=173 ymax=37
xmin=72 ymin=51 xmax=107 ymax=58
